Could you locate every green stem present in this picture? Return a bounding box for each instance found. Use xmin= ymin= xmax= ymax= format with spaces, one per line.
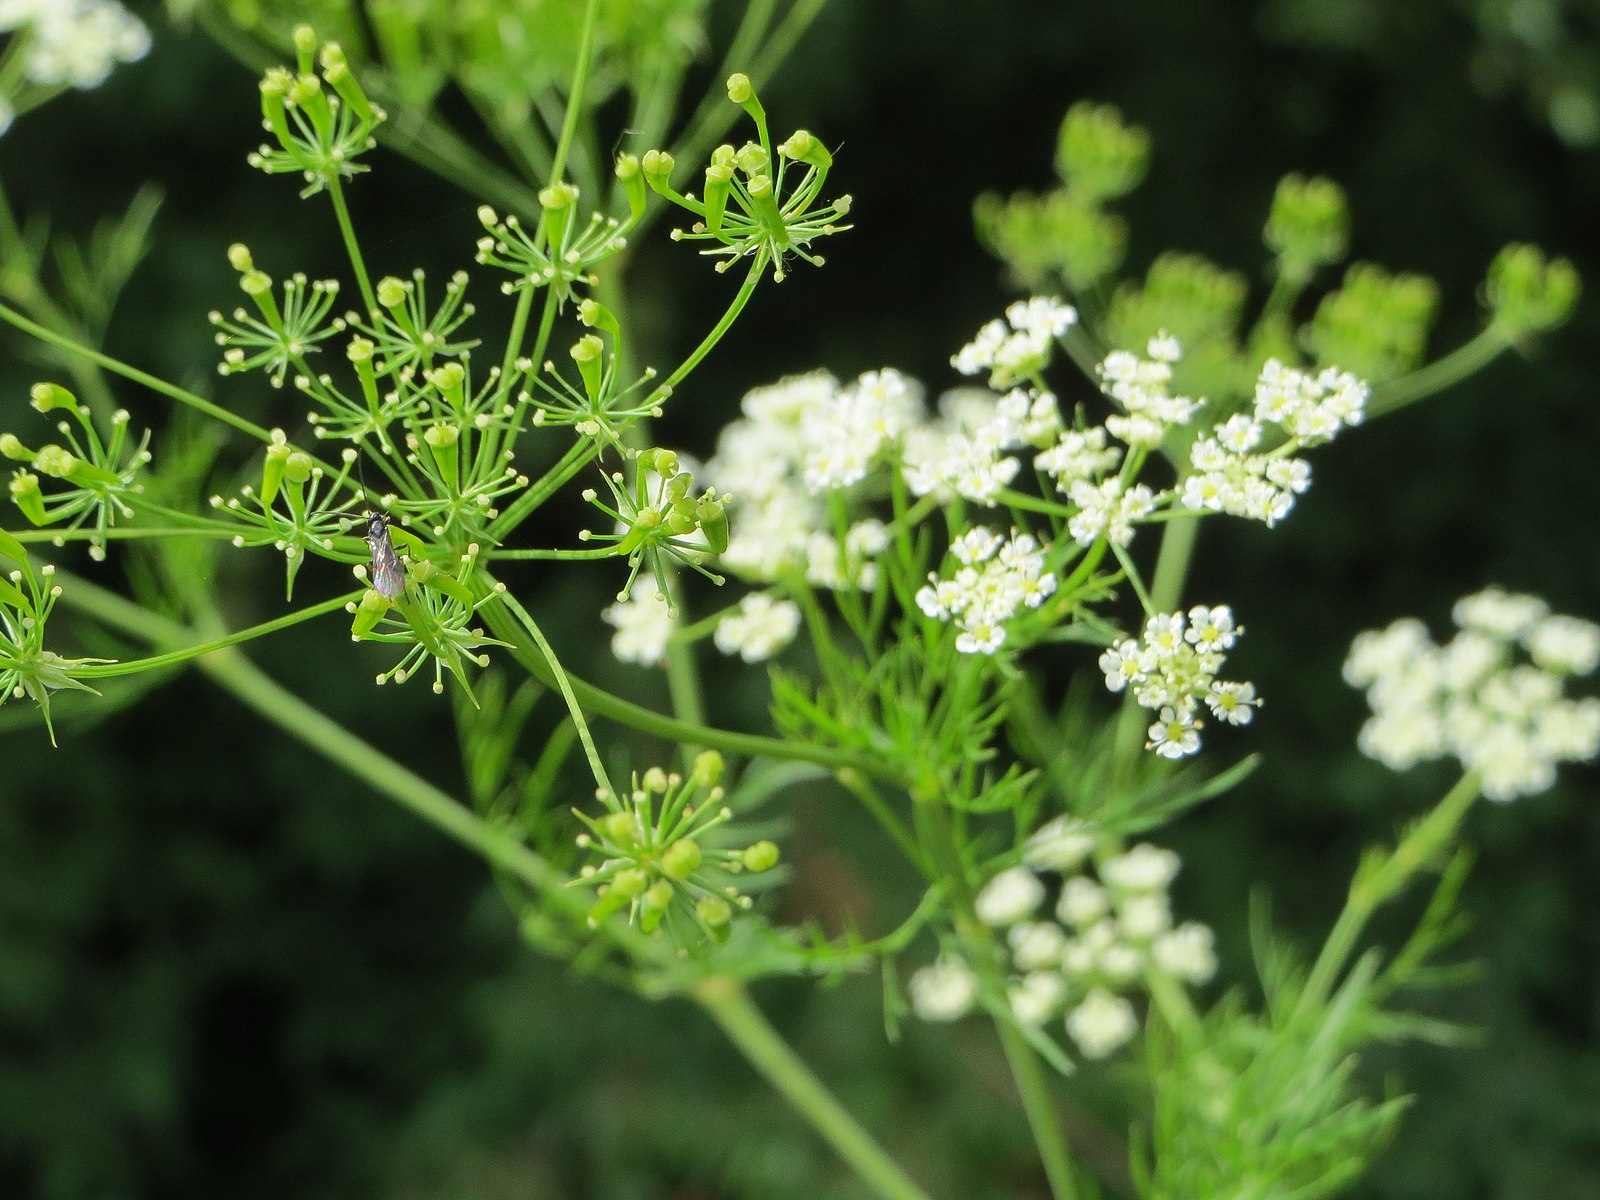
xmin=1367 ymin=327 xmax=1512 ymax=421
xmin=495 ymin=588 xmax=614 ymax=798
xmin=649 ymin=255 xmax=765 ymax=403
xmin=0 ymin=300 xmax=276 ymax=445
xmin=478 ymin=584 xmax=903 ymax=781
xmin=1293 ymin=771 xmax=1481 ymax=1025
xmin=326 ymin=179 xmax=378 ymax=316
xmin=549 ymin=0 xmax=602 ymax=187
xmin=694 ymin=977 xmax=936 ymax=1200
xmin=995 ymin=1019 xmax=1080 ymax=1200
xmin=73 ymin=591 xmax=357 ymax=677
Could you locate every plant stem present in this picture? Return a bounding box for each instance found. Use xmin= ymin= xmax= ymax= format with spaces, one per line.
xmin=695 ymin=976 xmax=936 ymax=1200
xmin=1294 ymin=771 xmax=1481 ymax=1024
xmin=0 ymin=300 xmax=276 ymax=446
xmin=995 ymin=1018 xmax=1080 ymax=1200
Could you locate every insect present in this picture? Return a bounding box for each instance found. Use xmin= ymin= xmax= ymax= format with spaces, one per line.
xmin=361 ymin=510 xmax=407 ymax=600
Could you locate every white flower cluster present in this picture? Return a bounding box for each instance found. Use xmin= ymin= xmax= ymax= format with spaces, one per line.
xmin=1344 ymin=586 xmax=1600 ymax=801
xmin=705 ymin=369 xmax=918 ymax=588
xmin=902 ymin=385 xmax=1062 ymax=504
xmin=1097 ymin=333 xmax=1203 ymax=448
xmin=908 ymin=819 xmax=1217 ymax=1062
xmin=915 ymin=527 xmax=1057 ymax=654
xmin=1100 ymin=605 xmax=1256 ymax=759
xmin=0 ymin=0 xmax=150 ymax=102
xmin=1179 ymin=359 xmax=1366 ymax=527
xmin=713 ymin=592 xmax=801 ymax=663
xmin=951 ymin=296 xmax=1078 ymax=389
xmin=602 ymin=591 xmax=676 ymax=666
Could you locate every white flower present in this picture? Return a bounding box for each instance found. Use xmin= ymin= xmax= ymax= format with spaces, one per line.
xmin=1153 ymin=922 xmax=1218 ymax=984
xmin=713 ymin=592 xmax=800 ymax=662
xmin=909 ymin=956 xmax=979 ymax=1022
xmin=1206 ymin=680 xmax=1259 ymax=726
xmin=1146 ymin=705 xmax=1201 ymax=759
xmin=10 ymin=0 xmax=151 ymax=90
xmin=1055 ymin=876 xmax=1110 ymax=927
xmin=602 ymin=592 xmax=675 ymax=667
xmin=1066 ymin=478 xmax=1157 ymax=548
xmin=1526 ymin=613 xmax=1600 ymax=675
xmin=975 ymin=866 xmax=1045 ymax=927
xmin=1008 ymin=971 xmax=1067 ymax=1025
xmin=920 ymin=526 xmax=1057 ymax=656
xmin=1252 ymin=359 xmax=1367 ymax=445
xmin=952 ymin=297 xmax=1077 ymax=388
xmin=1022 ymin=816 xmax=1097 ymax=871
xmin=1065 ymin=988 xmax=1138 ymax=1059
xmin=1452 ymin=585 xmax=1549 ymax=641
xmin=1116 ymin=893 xmax=1172 ymax=941
xmin=1101 ymin=843 xmax=1181 ymax=892
xmin=1008 ymin=920 xmax=1069 ymax=970
xmin=1348 ymin=591 xmax=1600 ymax=800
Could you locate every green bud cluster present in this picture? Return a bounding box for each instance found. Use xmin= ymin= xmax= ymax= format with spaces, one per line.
xmin=976 ymin=102 xmax=1148 ymax=291
xmin=1 ymin=384 xmax=150 ymax=561
xmin=1305 ymin=263 xmax=1440 ymax=381
xmin=640 ymin=73 xmax=852 ymax=281
xmin=248 ymin=26 xmax=385 ymax=196
xmin=578 ymin=446 xmax=730 ymax=603
xmin=572 ymin=751 xmax=781 ymax=943
xmin=0 ymin=531 xmax=109 ymax=746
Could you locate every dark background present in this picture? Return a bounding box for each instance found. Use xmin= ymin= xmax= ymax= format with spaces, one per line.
xmin=2 ymin=1 xmax=1597 ymax=1197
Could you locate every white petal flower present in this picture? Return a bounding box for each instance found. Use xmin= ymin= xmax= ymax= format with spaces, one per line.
xmin=909 ymin=956 xmax=979 ymax=1022
xmin=1065 ymin=988 xmax=1138 ymax=1059
xmin=1022 ymin=816 xmax=1097 ymax=871
xmin=975 ymin=866 xmax=1045 ymax=927
xmin=1152 ymin=922 xmax=1218 ymax=984
xmin=713 ymin=593 xmax=801 ymax=662
xmin=1101 ymin=844 xmax=1181 ymax=892
xmin=602 ymin=592 xmax=675 ymax=667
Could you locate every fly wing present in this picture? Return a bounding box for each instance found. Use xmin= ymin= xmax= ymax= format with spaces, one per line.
xmin=364 ymin=512 xmax=407 ymax=599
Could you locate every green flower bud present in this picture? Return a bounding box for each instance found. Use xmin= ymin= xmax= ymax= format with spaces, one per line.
xmin=577 ymin=299 xmax=621 ymax=339
xmin=240 ymin=269 xmax=272 ymax=296
xmin=32 ymin=445 xmax=76 ymax=478
xmin=642 ymin=879 xmax=675 ymax=912
xmin=662 ymin=839 xmax=702 ymax=880
xmin=602 ymin=811 xmax=640 ymax=847
xmin=779 ymin=130 xmax=830 ymax=171
xmin=261 ymin=440 xmax=291 ymax=505
xmin=1055 ymin=101 xmax=1150 ymax=201
xmin=612 ymin=868 xmax=650 ymax=898
xmin=734 ymin=142 xmax=767 ymax=178
xmin=376 ymin=276 xmax=410 ymax=308
xmin=539 ymin=181 xmax=578 ymax=212
xmin=227 ymin=243 xmax=255 ymax=272
xmin=696 ymin=895 xmax=733 ymax=927
xmin=8 ymin=472 xmax=45 ymax=524
xmin=0 ymin=434 xmax=31 ymax=461
xmin=1486 ymin=243 xmax=1580 ymax=337
xmin=726 ymin=73 xmax=753 ymax=104
xmin=284 ymin=451 xmax=314 ymax=484
xmin=1265 ymin=174 xmax=1349 ymax=282
xmin=29 ymin=384 xmax=80 ymax=416
xmin=741 ymin=840 xmax=780 ymax=873
xmin=691 ymin=750 xmax=723 ymax=788
xmin=345 ymin=336 xmax=374 ymax=363
xmin=641 ymin=149 xmax=675 ymax=185
xmin=615 ymin=153 xmax=647 ymax=221
xmin=641 ymin=765 xmax=669 ymax=794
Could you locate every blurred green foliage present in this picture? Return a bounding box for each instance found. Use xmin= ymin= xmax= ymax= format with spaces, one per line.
xmin=1 ymin=2 xmax=1597 ymax=1197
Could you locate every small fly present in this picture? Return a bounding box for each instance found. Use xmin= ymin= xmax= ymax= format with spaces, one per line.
xmin=362 ymin=510 xmax=407 ymax=600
